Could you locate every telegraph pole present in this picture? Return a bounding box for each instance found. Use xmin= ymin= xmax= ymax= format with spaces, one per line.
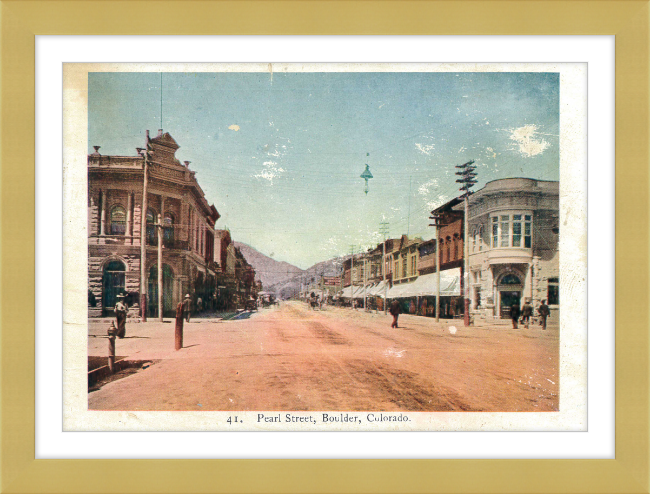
xmin=349 ymin=245 xmax=356 ymax=309
xmin=455 ymin=160 xmax=477 ymax=327
xmin=363 ymin=255 xmax=367 ymax=311
xmin=429 ymin=213 xmax=442 ymax=322
xmin=157 ymin=213 xmax=163 ymax=322
xmin=379 ymin=221 xmax=390 ymax=314
xmin=137 ymin=135 xmax=152 ymax=321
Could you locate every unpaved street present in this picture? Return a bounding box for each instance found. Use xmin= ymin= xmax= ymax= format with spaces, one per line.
xmin=88 ymin=302 xmax=558 ymax=412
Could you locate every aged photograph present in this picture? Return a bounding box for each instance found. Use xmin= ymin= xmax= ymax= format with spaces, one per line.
xmin=85 ymin=67 xmax=561 ymax=416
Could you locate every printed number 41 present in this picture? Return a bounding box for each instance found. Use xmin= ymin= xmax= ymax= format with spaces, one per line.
xmin=227 ymin=416 xmax=240 ymax=424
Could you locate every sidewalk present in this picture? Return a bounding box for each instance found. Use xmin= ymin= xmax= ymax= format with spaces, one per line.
xmin=88 ymin=310 xmax=259 ymax=360
xmin=312 ymin=304 xmax=558 ymax=331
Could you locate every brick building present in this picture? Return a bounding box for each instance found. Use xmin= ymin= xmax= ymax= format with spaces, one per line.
xmin=88 ymin=130 xmax=220 ymax=318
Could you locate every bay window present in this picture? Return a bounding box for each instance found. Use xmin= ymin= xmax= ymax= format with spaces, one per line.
xmin=490 ymin=213 xmax=533 ymax=248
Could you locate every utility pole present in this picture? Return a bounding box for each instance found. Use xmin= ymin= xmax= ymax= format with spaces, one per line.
xmin=407 ymin=175 xmax=412 ymax=236
xmin=137 ymin=134 xmax=152 ymax=322
xmin=157 ymin=213 xmax=163 ymax=322
xmin=455 ymin=160 xmax=477 ymax=327
xmin=429 ymin=213 xmax=442 ymax=322
xmin=349 ymin=245 xmax=356 ymax=309
xmin=363 ymin=254 xmax=367 ymax=311
xmin=379 ymin=221 xmax=390 ymax=314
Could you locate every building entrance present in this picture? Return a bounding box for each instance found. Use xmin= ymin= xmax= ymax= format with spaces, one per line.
xmin=497 ymin=273 xmax=523 ymax=318
xmin=499 ymin=291 xmax=521 ymax=318
xmin=102 ymin=260 xmax=126 ymax=316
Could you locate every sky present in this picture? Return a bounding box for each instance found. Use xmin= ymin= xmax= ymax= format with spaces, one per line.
xmin=89 ymin=71 xmax=559 ymax=269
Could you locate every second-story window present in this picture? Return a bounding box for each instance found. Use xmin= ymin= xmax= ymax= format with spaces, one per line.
xmin=402 ymin=257 xmax=408 ymax=278
xmin=491 ymin=213 xmax=533 ymax=248
xmin=110 ymin=206 xmax=126 ymax=235
xmin=163 ymin=213 xmax=174 ymax=247
xmin=146 ymin=208 xmax=156 ymax=245
xmin=411 ymin=256 xmax=416 ymax=276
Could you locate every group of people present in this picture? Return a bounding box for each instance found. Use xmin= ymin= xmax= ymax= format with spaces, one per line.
xmin=509 ymin=300 xmax=551 ymax=330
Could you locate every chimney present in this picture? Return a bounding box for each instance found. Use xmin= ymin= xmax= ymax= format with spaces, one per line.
xmin=157 ymin=129 xmax=163 ymax=137
xmin=146 ymin=130 xmax=149 ymax=139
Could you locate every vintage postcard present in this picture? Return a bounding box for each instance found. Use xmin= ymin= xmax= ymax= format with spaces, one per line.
xmin=63 ymin=63 xmax=586 ymax=431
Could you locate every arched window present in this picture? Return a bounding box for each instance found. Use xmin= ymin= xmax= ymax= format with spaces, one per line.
xmin=110 ymin=206 xmax=126 ymax=235
xmin=163 ymin=213 xmax=174 ymax=246
xmin=146 ymin=208 xmax=156 ymax=245
xmin=500 ymin=273 xmax=522 ymax=285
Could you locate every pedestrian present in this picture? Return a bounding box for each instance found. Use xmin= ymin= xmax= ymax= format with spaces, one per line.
xmin=389 ymin=299 xmax=401 ymax=328
xmin=538 ymin=299 xmax=550 ymax=330
xmin=183 ymin=294 xmax=192 ymax=322
xmin=197 ymin=296 xmax=203 ymax=314
xmin=114 ymin=293 xmax=128 ymax=338
xmin=510 ymin=302 xmax=521 ymax=329
xmin=521 ymin=300 xmax=533 ymax=328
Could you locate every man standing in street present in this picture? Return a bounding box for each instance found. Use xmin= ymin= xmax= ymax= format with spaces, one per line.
xmin=183 ymin=294 xmax=192 ymax=323
xmin=521 ymin=299 xmax=533 ymax=329
xmin=389 ymin=299 xmax=401 ymax=328
xmin=114 ymin=293 xmax=128 ymax=338
xmin=538 ymin=300 xmax=550 ymax=330
xmin=510 ymin=302 xmax=521 ymax=329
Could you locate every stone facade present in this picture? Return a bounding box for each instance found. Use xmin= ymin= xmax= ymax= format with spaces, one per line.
xmin=88 ymin=130 xmax=220 ymax=318
xmin=459 ymin=178 xmax=560 ymax=322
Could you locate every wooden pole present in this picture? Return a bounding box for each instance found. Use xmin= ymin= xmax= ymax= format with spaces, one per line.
xmin=158 ymin=213 xmax=163 ymax=322
xmin=107 ymin=322 xmax=117 ymax=372
xmin=140 ymin=142 xmax=149 ymax=321
xmin=175 ymin=302 xmax=184 ymax=350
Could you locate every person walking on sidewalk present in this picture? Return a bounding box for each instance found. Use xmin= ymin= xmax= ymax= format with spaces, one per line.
xmin=183 ymin=294 xmax=192 ymax=322
xmin=510 ymin=302 xmax=521 ymax=329
xmin=538 ymin=300 xmax=550 ymax=330
xmin=114 ymin=294 xmax=128 ymax=338
xmin=521 ymin=300 xmax=533 ymax=329
xmin=389 ymin=300 xmax=401 ymax=328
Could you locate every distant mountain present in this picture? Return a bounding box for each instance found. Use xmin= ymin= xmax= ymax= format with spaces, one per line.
xmin=233 ymin=242 xmax=304 ymax=291
xmin=265 ymin=255 xmax=348 ymax=300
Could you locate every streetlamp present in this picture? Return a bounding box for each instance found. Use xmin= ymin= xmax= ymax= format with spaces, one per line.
xmin=360 ymin=154 xmax=373 ymax=195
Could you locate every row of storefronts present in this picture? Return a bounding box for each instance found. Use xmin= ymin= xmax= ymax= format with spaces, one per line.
xmin=336 ymin=178 xmax=560 ymax=322
xmin=88 ymin=130 xmax=257 ymax=318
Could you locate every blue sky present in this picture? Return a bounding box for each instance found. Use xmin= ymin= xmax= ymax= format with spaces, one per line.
xmin=89 ymin=71 xmax=559 ymax=269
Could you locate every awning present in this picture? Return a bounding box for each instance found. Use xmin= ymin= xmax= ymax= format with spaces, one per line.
xmin=340 ymin=286 xmax=354 ymax=298
xmin=368 ymin=280 xmax=389 ymax=298
xmin=387 ymin=268 xmax=461 ymax=298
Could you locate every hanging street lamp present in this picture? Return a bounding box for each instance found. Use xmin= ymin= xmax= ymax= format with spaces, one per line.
xmin=360 ymin=153 xmax=373 ymax=195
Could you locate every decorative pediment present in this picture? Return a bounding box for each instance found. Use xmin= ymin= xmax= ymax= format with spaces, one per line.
xmin=150 ymin=132 xmax=179 ymax=150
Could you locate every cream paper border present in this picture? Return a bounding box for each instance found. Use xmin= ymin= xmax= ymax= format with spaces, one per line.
xmin=63 ymin=62 xmax=586 ymax=432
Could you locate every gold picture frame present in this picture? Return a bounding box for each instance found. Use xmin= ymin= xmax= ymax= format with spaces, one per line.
xmin=2 ymin=1 xmax=647 ymax=492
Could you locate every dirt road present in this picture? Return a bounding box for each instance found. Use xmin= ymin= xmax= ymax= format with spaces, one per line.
xmin=88 ymin=301 xmax=558 ymax=412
